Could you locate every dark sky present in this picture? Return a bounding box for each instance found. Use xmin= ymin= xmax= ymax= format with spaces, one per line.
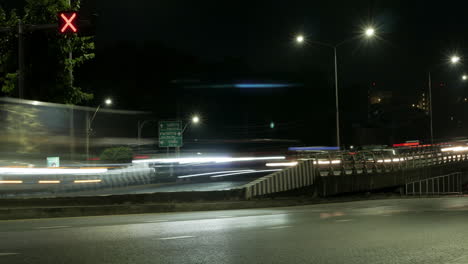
xmin=3 ymin=0 xmax=468 ymax=145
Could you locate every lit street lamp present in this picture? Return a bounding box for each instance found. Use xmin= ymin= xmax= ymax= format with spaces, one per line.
xmin=364 ymin=27 xmax=375 ymax=37
xmin=296 ymin=35 xmax=304 ymax=44
xmin=86 ymin=98 xmax=112 ymax=161
xmin=462 ymin=75 xmax=467 ymax=81
xmin=428 ymin=55 xmax=461 ymax=144
xmin=295 ymin=26 xmax=376 ymax=148
xmin=184 ymin=115 xmax=201 ymax=132
xmin=451 ymin=55 xmax=461 ymax=64
xmin=191 ymin=115 xmax=200 ymax=124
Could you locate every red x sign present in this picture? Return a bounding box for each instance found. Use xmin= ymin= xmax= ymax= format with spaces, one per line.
xmin=59 ymin=12 xmax=78 ymax=33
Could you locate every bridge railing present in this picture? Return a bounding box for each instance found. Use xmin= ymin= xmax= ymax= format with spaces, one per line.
xmin=406 ymin=172 xmax=463 ymax=195
xmin=244 ymin=146 xmax=468 ymax=198
xmin=244 ymin=159 xmax=317 ymax=199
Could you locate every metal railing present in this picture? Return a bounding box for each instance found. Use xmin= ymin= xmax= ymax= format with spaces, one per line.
xmin=406 ymin=172 xmax=463 ymax=195
xmin=244 ymin=147 xmax=468 ymax=198
xmin=244 ymin=160 xmax=316 ymax=199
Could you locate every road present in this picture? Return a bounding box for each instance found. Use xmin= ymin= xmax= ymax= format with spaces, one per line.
xmin=3 ymin=197 xmax=468 ymax=263
xmin=3 ymin=181 xmax=249 ymax=199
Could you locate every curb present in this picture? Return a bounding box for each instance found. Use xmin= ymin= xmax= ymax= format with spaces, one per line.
xmin=0 ymin=199 xmax=312 ymax=220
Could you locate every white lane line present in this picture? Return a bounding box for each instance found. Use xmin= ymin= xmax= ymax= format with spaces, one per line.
xmin=144 ymin=220 xmax=168 ymax=223
xmin=35 ymin=226 xmax=71 ymax=229
xmin=0 ymin=253 xmax=19 ymax=256
xmin=335 ymin=219 xmax=353 ymax=222
xmin=159 ymin=236 xmax=195 ymax=240
xmin=267 ymin=225 xmax=292 ymax=230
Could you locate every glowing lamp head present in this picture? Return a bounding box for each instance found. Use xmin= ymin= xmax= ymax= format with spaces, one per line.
xmin=451 ymin=55 xmax=461 ymax=64
xmin=192 ymin=115 xmax=200 ymax=124
xmin=104 ymin=98 xmax=112 ymax=106
xmin=364 ymin=27 xmax=375 ymax=37
xmin=296 ymin=35 xmax=304 ymax=43
xmin=463 ymin=75 xmax=467 ymax=81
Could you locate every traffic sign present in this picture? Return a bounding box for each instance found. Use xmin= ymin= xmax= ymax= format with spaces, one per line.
xmin=47 ymin=157 xmax=60 ymax=167
xmin=159 ymin=121 xmax=183 ymax=148
xmin=58 ymin=12 xmax=78 ymax=33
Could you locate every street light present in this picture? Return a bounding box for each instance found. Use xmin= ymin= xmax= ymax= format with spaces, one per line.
xmin=364 ymin=27 xmax=375 ymax=37
xmin=462 ymin=75 xmax=467 ymax=81
xmin=192 ymin=115 xmax=200 ymax=124
xmin=86 ymin=98 xmax=112 ymax=161
xmin=427 ymin=55 xmax=462 ymax=144
xmin=450 ymin=55 xmax=461 ymax=64
xmin=294 ymin=26 xmax=377 ymax=148
xmin=296 ymin=35 xmax=304 ymax=44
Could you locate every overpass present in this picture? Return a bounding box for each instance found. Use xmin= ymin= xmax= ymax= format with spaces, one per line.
xmin=1 ymin=145 xmax=468 ymax=199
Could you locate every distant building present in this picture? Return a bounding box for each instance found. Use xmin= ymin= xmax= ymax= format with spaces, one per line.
xmin=414 ymin=91 xmax=429 ymax=113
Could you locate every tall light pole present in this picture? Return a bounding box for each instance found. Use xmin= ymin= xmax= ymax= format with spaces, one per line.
xmin=86 ymin=98 xmax=112 ymax=161
xmin=175 ymin=115 xmax=200 ymax=157
xmin=295 ymin=27 xmax=376 ymax=148
xmin=428 ymin=55 xmax=461 ymax=144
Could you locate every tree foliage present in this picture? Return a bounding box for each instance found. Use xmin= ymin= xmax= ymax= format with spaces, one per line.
xmin=100 ymin=147 xmax=134 ymax=163
xmin=0 ymin=0 xmax=95 ymax=104
xmin=0 ymin=7 xmax=18 ymax=95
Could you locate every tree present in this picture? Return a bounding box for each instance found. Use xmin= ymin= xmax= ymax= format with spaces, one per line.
xmin=0 ymin=0 xmax=95 ymax=104
xmin=0 ymin=7 xmax=18 ymax=95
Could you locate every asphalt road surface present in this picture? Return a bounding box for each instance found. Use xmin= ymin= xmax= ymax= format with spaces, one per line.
xmin=3 ymin=197 xmax=468 ymax=263
xmin=5 ymin=181 xmax=250 ymax=199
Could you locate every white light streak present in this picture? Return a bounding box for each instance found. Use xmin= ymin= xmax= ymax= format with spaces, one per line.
xmin=0 ymin=180 xmax=23 ymax=184
xmin=133 ymin=156 xmax=286 ymax=164
xmin=441 ymin=146 xmax=468 ymax=152
xmin=265 ymin=162 xmax=298 ymax=167
xmin=74 ymin=179 xmax=102 ymax=183
xmin=210 ymin=169 xmax=281 ymax=178
xmin=38 ymin=180 xmax=61 ymax=184
xmin=0 ymin=168 xmax=107 ymax=175
xmin=178 ymin=170 xmax=255 ymax=179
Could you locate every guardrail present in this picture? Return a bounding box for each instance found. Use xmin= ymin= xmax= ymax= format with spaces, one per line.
xmin=244 ymin=146 xmax=468 ymax=198
xmin=406 ymin=172 xmax=463 ymax=195
xmin=244 ymin=160 xmax=317 ymax=199
xmin=0 ymin=164 xmax=155 ymax=197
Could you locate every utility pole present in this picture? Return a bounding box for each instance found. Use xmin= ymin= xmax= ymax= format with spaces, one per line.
xmin=18 ymin=19 xmax=25 ymax=98
xmin=68 ymin=0 xmax=74 ymax=90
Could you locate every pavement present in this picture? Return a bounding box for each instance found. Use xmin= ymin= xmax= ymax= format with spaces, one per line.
xmin=4 ymin=181 xmax=250 ymax=199
xmin=3 ymin=197 xmax=468 ymax=263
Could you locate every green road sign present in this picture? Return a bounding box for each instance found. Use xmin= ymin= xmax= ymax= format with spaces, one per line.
xmin=159 ymin=121 xmax=183 ymax=148
xmin=47 ymin=157 xmax=60 ymax=167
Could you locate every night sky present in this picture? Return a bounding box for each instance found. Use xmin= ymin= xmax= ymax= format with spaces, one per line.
xmin=3 ymin=0 xmax=468 ymax=146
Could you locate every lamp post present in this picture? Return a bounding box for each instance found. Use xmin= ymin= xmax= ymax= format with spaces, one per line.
xmin=428 ymin=55 xmax=461 ymax=144
xmin=295 ymin=27 xmax=376 ymax=148
xmin=175 ymin=115 xmax=201 ymax=157
xmin=86 ymin=98 xmax=112 ymax=161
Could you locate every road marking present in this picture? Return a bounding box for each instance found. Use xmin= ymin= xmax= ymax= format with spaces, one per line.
xmin=36 ymin=226 xmax=71 ymax=229
xmin=159 ymin=236 xmax=195 ymax=240
xmin=335 ymin=219 xmax=353 ymax=222
xmin=144 ymin=220 xmax=168 ymax=223
xmin=267 ymin=225 xmax=292 ymax=230
xmin=0 ymin=253 xmax=19 ymax=256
